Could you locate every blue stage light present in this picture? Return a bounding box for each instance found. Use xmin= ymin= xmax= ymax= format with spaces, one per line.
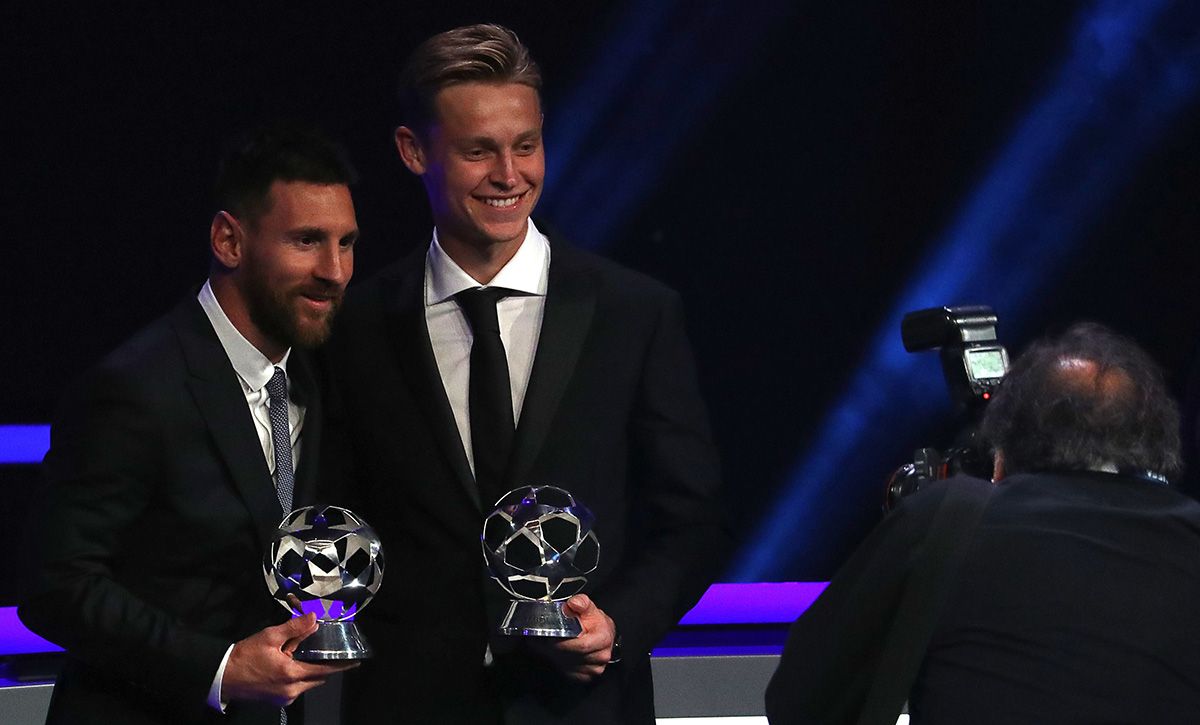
xmin=734 ymin=0 xmax=1200 ymax=581
xmin=539 ymin=0 xmax=794 ymax=249
xmin=0 ymin=425 xmax=50 ymax=465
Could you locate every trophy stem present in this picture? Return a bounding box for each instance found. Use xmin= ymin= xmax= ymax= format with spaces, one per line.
xmin=499 ymin=600 xmax=583 ymax=637
xmin=292 ymin=619 xmax=374 ymax=661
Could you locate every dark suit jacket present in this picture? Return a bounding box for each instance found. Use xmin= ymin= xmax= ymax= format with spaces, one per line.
xmin=19 ymin=296 xmax=322 ymax=725
xmin=765 ymin=472 xmax=1200 ymax=725
xmin=323 ymin=238 xmax=725 ymax=723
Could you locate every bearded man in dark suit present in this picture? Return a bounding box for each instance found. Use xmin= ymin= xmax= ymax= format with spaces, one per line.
xmin=325 ymin=23 xmax=726 ymax=724
xmin=20 ymin=125 xmax=360 ymax=724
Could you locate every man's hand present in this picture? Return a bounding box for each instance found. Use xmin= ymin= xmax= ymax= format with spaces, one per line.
xmin=222 ymin=613 xmax=359 ymax=706
xmin=526 ymin=594 xmax=617 ymax=683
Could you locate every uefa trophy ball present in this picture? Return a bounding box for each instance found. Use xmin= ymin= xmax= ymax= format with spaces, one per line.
xmin=481 ymin=485 xmax=600 ymax=637
xmin=264 ymin=505 xmax=384 ymax=660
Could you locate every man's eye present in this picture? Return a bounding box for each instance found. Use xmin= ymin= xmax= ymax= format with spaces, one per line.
xmin=517 ymin=142 xmax=537 ymax=154
xmin=465 ymin=149 xmax=487 ymax=159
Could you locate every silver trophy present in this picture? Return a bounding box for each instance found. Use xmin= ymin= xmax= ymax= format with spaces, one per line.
xmin=481 ymin=486 xmax=600 ymax=637
xmin=264 ymin=505 xmax=385 ymax=661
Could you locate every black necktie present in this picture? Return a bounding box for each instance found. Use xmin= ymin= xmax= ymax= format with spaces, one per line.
xmin=456 ymin=287 xmax=514 ymax=506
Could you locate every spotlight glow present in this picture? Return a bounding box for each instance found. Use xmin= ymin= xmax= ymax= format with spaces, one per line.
xmin=734 ymin=0 xmax=1200 ymax=581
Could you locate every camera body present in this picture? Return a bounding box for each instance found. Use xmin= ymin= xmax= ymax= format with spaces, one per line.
xmin=884 ymin=306 xmax=1009 ymax=511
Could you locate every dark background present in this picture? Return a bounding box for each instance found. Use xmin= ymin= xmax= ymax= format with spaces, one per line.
xmin=4 ymin=2 xmax=1200 ymax=593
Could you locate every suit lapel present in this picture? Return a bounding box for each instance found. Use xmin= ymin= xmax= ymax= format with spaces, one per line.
xmin=289 ymin=349 xmax=322 ymax=508
xmin=383 ymin=251 xmax=481 ymax=510
xmin=171 ymin=298 xmax=285 ymax=545
xmin=507 ymin=243 xmax=596 ymax=488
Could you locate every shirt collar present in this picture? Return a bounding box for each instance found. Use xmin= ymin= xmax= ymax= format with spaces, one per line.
xmin=198 ymin=280 xmax=291 ymax=392
xmin=425 ymin=220 xmax=551 ymax=305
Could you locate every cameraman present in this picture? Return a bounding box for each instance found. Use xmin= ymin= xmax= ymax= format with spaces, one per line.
xmin=765 ymin=322 xmax=1200 ymax=724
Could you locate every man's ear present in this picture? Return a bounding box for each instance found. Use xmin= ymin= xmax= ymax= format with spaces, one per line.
xmin=992 ymin=450 xmax=1006 ymax=482
xmin=395 ymin=126 xmax=428 ymax=175
xmin=210 ymin=211 xmax=244 ymax=270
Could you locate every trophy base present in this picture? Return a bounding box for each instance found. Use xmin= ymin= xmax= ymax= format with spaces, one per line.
xmin=499 ymin=600 xmax=582 ymax=637
xmin=292 ymin=620 xmax=374 ymax=661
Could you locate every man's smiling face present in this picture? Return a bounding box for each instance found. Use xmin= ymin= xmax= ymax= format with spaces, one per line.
xmin=236 ymin=180 xmax=357 ymax=354
xmin=404 ymin=81 xmax=544 ymax=255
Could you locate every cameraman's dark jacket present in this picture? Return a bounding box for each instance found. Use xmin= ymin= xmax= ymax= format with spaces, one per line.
xmin=766 ymin=472 xmax=1200 ymax=724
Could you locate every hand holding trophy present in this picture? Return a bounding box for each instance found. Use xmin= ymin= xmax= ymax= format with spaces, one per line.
xmin=481 ymin=486 xmax=600 ymax=637
xmin=264 ymin=505 xmax=385 ymax=660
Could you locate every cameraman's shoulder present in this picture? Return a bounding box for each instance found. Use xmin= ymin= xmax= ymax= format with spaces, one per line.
xmin=893 ymin=475 xmax=995 ymax=519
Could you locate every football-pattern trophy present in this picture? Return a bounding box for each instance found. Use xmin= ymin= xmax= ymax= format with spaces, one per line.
xmin=481 ymin=485 xmax=600 ymax=637
xmin=264 ymin=505 xmax=384 ymax=661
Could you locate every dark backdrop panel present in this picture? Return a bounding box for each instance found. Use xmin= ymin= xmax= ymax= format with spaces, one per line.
xmin=4 ymin=3 xmax=1199 ymax=588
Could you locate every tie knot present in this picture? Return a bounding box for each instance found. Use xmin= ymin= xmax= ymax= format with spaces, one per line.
xmin=456 ymin=287 xmax=509 ymax=335
xmin=265 ymin=367 xmax=288 ymax=402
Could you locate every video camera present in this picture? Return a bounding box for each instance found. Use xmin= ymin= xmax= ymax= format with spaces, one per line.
xmin=883 ymin=305 xmax=1009 ymax=511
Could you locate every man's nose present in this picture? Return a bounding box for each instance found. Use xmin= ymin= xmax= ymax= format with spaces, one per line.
xmin=489 ymin=152 xmax=517 ymax=188
xmin=315 ymin=243 xmax=351 ymax=285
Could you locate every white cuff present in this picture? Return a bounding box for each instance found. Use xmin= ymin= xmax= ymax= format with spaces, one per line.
xmin=206 ymin=643 xmax=236 ymax=713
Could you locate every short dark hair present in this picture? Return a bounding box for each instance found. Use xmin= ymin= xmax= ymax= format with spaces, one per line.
xmin=215 ymin=123 xmax=357 ymax=227
xmin=398 ymin=23 xmax=542 ymax=135
xmin=980 ymin=322 xmax=1182 ymax=480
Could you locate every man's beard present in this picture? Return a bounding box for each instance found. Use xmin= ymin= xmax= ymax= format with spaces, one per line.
xmin=243 ymin=271 xmax=342 ymax=350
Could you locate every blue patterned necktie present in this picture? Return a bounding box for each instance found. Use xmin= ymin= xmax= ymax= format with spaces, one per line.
xmin=265 ymin=367 xmax=295 ymax=515
xmin=264 ymin=367 xmax=293 ymax=725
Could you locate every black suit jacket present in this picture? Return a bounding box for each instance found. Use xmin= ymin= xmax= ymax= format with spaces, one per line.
xmin=323 ymin=238 xmax=725 ymax=723
xmin=765 ymin=472 xmax=1200 ymax=724
xmin=19 ymin=296 xmax=322 ymax=725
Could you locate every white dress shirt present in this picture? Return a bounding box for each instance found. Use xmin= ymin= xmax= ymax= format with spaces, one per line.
xmin=197 ymin=279 xmax=305 ymax=711
xmin=424 ymin=220 xmax=550 ymax=476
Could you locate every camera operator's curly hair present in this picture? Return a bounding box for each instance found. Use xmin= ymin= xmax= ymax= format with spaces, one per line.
xmin=980 ymin=322 xmax=1182 ymax=480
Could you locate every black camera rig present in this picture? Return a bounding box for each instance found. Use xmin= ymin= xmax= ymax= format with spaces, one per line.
xmin=884 ymin=305 xmax=1009 ymax=511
